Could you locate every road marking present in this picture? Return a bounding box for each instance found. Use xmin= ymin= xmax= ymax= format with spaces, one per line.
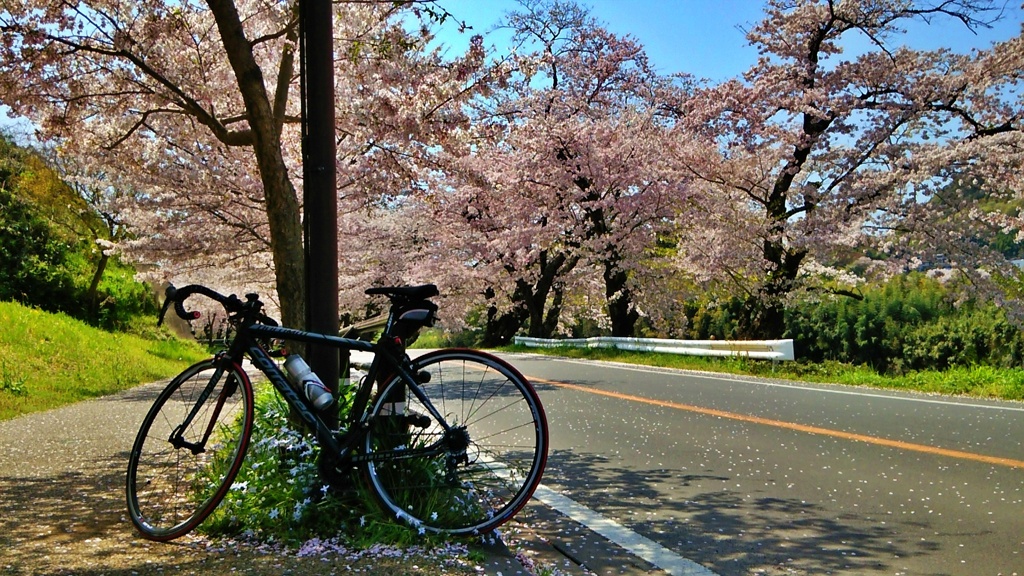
xmin=546 ymin=357 xmax=1024 ymax=413
xmin=531 ymin=484 xmax=719 ymax=576
xmin=480 ymin=454 xmax=718 ymax=575
xmin=531 ymin=376 xmax=1024 ymax=469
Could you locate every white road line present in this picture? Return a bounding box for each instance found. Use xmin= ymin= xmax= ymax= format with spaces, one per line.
xmin=547 ymin=357 xmax=1024 ymax=413
xmin=531 ymin=484 xmax=719 ymax=576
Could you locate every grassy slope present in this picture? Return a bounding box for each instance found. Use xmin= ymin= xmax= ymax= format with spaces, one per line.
xmin=0 ymin=300 xmax=209 ymax=420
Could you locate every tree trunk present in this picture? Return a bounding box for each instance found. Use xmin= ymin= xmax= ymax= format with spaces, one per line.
xmin=482 ymin=287 xmax=528 ymax=346
xmin=540 ymin=282 xmax=564 ymax=337
xmin=86 ymin=252 xmax=109 ymax=321
xmin=738 ymin=99 xmax=822 ymax=341
xmin=525 ymin=279 xmax=564 ymax=338
xmin=738 ymin=290 xmax=785 ymax=340
xmin=483 ymin=305 xmax=528 ymax=347
xmin=738 ymin=237 xmax=806 ymax=340
xmin=207 ymin=0 xmax=305 ymax=328
xmin=255 ymin=149 xmax=305 ymax=329
xmin=604 ymin=261 xmax=638 ymax=337
xmin=523 ymin=251 xmax=575 ymax=338
xmin=482 ymin=250 xmax=577 ymax=345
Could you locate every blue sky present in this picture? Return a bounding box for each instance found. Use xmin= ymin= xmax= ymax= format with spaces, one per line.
xmin=435 ymin=0 xmax=1024 ymax=81
xmin=3 ymin=1 xmax=1021 ymax=137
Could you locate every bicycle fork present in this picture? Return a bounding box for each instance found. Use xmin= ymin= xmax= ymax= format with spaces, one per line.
xmin=169 ymin=359 xmax=239 ymax=455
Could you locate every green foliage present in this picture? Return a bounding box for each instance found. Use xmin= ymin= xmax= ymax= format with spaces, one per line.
xmin=201 ymin=386 xmax=341 ymax=543
xmin=409 ymin=329 xmax=448 ymax=349
xmin=673 ymin=274 xmax=1024 ymax=374
xmin=0 ymin=185 xmax=79 ymax=309
xmin=683 ymin=296 xmax=746 ymax=342
xmin=91 ymin=259 xmax=161 ymax=330
xmin=201 ymin=385 xmax=439 ymax=548
xmin=899 ymin=306 xmax=1024 ymax=371
xmin=0 ymin=359 xmax=28 ymax=396
xmin=0 ymin=300 xmax=208 ymax=420
xmin=409 ymin=327 xmax=483 ymax=349
xmin=0 ymin=134 xmax=157 ymax=329
xmin=784 ymin=274 xmax=1024 ymax=373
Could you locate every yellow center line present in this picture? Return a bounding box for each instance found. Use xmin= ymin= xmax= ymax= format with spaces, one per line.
xmin=530 ymin=376 xmax=1024 ymax=469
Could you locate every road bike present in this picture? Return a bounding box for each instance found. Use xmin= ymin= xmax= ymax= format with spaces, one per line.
xmin=125 ymin=283 xmax=548 ymax=541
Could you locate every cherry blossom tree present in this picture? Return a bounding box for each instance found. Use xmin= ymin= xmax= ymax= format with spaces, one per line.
xmin=0 ymin=0 xmax=485 ymax=327
xmin=429 ymin=0 xmax=697 ymax=343
xmin=671 ymin=0 xmax=1024 ymax=339
xmin=44 ymin=151 xmax=140 ymax=315
xmin=1 ymin=0 xmax=307 ymax=323
xmin=0 ymin=0 xmax=308 ymax=324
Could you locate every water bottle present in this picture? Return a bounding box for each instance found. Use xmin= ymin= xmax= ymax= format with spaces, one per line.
xmin=283 ymin=354 xmax=335 ymax=411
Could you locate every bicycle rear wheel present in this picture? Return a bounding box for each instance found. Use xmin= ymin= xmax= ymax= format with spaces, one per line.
xmin=126 ymin=358 xmax=254 ymax=541
xmin=363 ymin=349 xmax=548 ymax=536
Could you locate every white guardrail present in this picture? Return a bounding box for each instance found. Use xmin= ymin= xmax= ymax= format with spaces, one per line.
xmin=513 ymin=336 xmax=796 ymax=361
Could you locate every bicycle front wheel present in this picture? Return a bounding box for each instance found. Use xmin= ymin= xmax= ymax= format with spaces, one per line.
xmin=126 ymin=358 xmax=254 ymax=541
xmin=364 ymin=349 xmax=548 ymax=536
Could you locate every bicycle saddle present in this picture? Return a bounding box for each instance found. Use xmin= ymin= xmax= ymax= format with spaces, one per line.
xmin=365 ymin=284 xmax=439 ymax=300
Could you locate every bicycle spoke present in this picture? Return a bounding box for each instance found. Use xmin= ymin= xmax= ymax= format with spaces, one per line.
xmin=126 ymin=359 xmax=254 ymax=541
xmin=364 ymin=350 xmax=547 ymax=536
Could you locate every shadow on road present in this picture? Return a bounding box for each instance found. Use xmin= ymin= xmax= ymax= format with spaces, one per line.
xmin=540 ymin=448 xmax=946 ymax=575
xmin=112 ymin=383 xmax=173 ymax=405
xmin=0 ymin=456 xmax=216 ymax=576
xmin=0 ymin=453 xmax=479 ymax=576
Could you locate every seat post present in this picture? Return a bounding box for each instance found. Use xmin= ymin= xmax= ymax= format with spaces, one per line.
xmin=365 ymin=284 xmax=439 ymax=418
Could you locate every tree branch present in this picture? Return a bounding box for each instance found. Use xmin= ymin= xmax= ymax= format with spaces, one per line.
xmin=103 ymin=108 xmax=169 ymax=150
xmin=272 ymin=8 xmax=300 ymax=134
xmin=29 ymin=29 xmax=255 ymax=147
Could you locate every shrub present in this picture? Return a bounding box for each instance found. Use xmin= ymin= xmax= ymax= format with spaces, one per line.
xmin=676 ymin=274 xmax=1024 ymax=373
xmin=92 ymin=261 xmax=160 ymax=330
xmin=784 ymin=274 xmax=1024 ymax=373
xmin=0 ymin=186 xmax=80 ymax=312
xmin=901 ymin=306 xmax=1024 ymax=371
xmin=0 ymin=135 xmax=158 ymax=332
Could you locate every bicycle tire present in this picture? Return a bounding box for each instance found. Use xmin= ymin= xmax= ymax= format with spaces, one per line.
xmin=363 ymin=349 xmax=548 ymax=536
xmin=126 ymin=358 xmax=254 ymax=541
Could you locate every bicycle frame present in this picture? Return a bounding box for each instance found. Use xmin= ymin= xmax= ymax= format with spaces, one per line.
xmin=215 ymin=321 xmax=455 ymax=466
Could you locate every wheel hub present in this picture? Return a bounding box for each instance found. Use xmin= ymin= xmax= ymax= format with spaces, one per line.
xmin=445 ymin=425 xmax=471 ymax=454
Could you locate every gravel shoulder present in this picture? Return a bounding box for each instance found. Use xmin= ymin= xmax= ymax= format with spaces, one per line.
xmin=0 ymin=380 xmax=517 ymax=575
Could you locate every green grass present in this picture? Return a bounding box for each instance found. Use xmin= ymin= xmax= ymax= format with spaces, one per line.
xmin=200 ymin=384 xmax=461 ymax=548
xmin=0 ymin=300 xmax=210 ymax=420
xmin=507 ymin=345 xmax=1024 ymax=402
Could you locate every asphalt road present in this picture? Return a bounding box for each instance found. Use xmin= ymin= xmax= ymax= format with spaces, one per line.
xmin=501 ymin=353 xmax=1024 ymax=576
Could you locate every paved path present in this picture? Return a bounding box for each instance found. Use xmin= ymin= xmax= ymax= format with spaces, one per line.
xmin=0 ymin=379 xmax=205 ymax=575
xmin=0 ymin=379 xmax=524 ymax=575
xmin=507 ymin=352 xmax=1024 ymax=575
